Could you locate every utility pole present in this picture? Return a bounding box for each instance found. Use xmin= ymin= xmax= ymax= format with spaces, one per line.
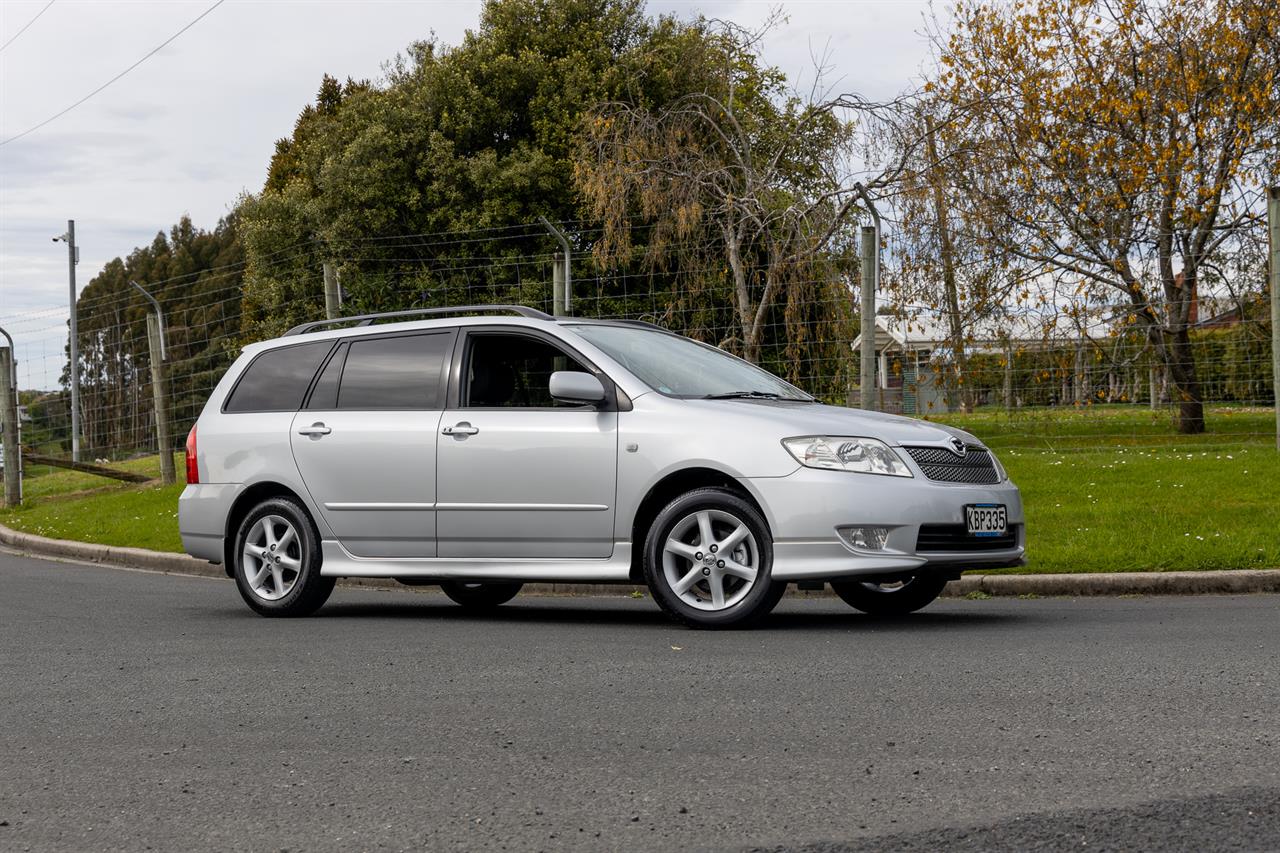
xmin=853 ymin=183 xmax=881 ymax=412
xmin=130 ymin=281 xmax=174 ymax=485
xmin=1268 ymin=185 xmax=1279 ymax=451
xmin=925 ymin=116 xmax=967 ymax=413
xmin=858 ymin=226 xmax=877 ymax=410
xmin=538 ymin=216 xmax=572 ymax=315
xmin=0 ymin=326 xmax=21 ymax=506
xmin=323 ymin=263 xmax=341 ymax=320
xmin=53 ymin=220 xmax=80 ymax=461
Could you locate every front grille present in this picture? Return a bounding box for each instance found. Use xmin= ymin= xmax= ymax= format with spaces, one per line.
xmin=903 ymin=444 xmax=1000 ymax=484
xmin=917 ymin=524 xmax=1020 ymax=552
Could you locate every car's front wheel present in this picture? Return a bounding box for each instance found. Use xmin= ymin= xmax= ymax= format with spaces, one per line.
xmin=440 ymin=581 xmax=523 ymax=610
xmin=830 ymin=573 xmax=948 ymax=616
xmin=232 ymin=497 xmax=334 ymax=617
xmin=644 ymin=488 xmax=784 ymax=629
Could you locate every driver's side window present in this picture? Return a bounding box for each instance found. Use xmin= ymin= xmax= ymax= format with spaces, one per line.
xmin=464 ymin=333 xmax=588 ymax=408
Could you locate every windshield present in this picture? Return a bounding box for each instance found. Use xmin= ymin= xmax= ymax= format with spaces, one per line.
xmin=568 ymin=324 xmax=813 ymax=401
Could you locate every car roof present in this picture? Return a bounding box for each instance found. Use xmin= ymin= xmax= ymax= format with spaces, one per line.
xmin=241 ymin=315 xmax=680 ymax=360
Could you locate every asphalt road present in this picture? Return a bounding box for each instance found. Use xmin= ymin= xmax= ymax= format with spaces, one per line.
xmin=2 ymin=551 xmax=1279 ymax=852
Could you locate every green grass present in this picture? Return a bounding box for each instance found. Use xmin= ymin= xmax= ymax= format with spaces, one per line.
xmin=1 ymin=412 xmax=1277 ymax=574
xmin=0 ymin=454 xmax=186 ymax=552
xmin=0 ymin=481 xmax=185 ymax=552
xmin=926 ymin=404 xmax=1277 ymax=451
xmin=930 ymin=405 xmax=1280 ymax=573
xmin=17 ymin=454 xmax=183 ymax=501
xmin=995 ymin=445 xmax=1280 ymax=573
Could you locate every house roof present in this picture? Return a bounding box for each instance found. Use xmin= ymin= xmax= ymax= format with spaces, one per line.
xmin=851 ymin=309 xmax=1120 ymax=356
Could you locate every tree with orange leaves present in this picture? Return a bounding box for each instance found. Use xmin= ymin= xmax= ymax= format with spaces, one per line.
xmin=925 ymin=0 xmax=1279 ymax=433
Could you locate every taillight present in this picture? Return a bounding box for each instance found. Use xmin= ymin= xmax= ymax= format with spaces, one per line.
xmin=185 ymin=425 xmax=199 ymax=484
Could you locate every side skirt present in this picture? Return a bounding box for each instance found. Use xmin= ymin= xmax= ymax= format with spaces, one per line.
xmin=319 ymin=540 xmax=634 ymax=583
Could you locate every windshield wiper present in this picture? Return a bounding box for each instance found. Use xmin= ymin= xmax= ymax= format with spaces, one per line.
xmin=702 ymin=390 xmax=814 ymax=402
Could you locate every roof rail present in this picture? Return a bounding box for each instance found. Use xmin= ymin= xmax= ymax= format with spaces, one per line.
xmin=283 ymin=305 xmax=554 ymax=337
xmin=608 ymin=318 xmax=673 ymax=333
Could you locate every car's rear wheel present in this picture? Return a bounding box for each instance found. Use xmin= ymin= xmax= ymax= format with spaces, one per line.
xmin=440 ymin=581 xmax=523 ymax=610
xmin=644 ymin=488 xmax=784 ymax=629
xmin=830 ymin=573 xmax=948 ymax=616
xmin=232 ymin=497 xmax=334 ymax=617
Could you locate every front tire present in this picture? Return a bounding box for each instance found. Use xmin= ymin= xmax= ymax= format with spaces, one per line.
xmin=643 ymin=488 xmax=784 ymax=629
xmin=830 ymin=573 xmax=948 ymax=616
xmin=440 ymin=581 xmax=523 ymax=610
xmin=232 ymin=497 xmax=334 ymax=617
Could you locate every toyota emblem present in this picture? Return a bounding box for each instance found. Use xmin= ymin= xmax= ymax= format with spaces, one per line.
xmin=949 ymin=437 xmax=967 ymax=457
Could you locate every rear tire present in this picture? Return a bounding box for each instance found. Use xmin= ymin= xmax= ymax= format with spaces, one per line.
xmin=830 ymin=573 xmax=948 ymax=616
xmin=643 ymin=487 xmax=784 ymax=629
xmin=232 ymin=497 xmax=334 ymax=617
xmin=440 ymin=581 xmax=523 ymax=610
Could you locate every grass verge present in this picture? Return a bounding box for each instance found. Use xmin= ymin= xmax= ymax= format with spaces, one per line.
xmin=0 ymin=454 xmax=185 ymax=553
xmin=0 ymin=411 xmax=1276 ymax=574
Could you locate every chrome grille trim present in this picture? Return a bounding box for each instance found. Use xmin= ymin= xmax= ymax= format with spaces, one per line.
xmin=903 ymin=444 xmax=1000 ymax=485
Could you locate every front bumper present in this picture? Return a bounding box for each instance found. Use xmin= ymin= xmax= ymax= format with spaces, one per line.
xmin=742 ymin=467 xmax=1025 ymax=582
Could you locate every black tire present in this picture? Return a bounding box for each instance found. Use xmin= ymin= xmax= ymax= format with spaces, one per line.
xmin=643 ymin=487 xmax=785 ymax=629
xmin=830 ymin=573 xmax=948 ymax=616
xmin=440 ymin=581 xmax=523 ymax=610
xmin=232 ymin=496 xmax=334 ymax=617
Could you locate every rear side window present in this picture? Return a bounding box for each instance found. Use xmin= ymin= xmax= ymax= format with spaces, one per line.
xmin=334 ymin=332 xmax=451 ymax=409
xmin=224 ymin=341 xmax=333 ymax=413
xmin=306 ymin=343 xmax=347 ymax=410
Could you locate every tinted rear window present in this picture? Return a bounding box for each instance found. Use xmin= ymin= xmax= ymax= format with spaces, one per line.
xmin=224 ymin=341 xmax=333 ymax=413
xmin=336 ymin=332 xmax=451 ymax=409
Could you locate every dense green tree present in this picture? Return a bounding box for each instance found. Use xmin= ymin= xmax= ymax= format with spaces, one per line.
xmin=237 ymin=0 xmax=861 ymax=398
xmin=64 ymin=215 xmax=243 ymax=457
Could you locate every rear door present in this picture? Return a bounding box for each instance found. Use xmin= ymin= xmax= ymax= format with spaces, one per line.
xmin=434 ymin=328 xmax=618 ymax=559
xmin=290 ymin=329 xmax=455 ymax=558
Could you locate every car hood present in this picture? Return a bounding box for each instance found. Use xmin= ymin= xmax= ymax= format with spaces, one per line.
xmin=680 ymin=399 xmax=982 ymax=447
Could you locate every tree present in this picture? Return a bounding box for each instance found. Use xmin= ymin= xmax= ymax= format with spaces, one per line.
xmin=574 ymin=19 xmax=868 ymax=366
xmin=239 ymin=0 xmax=669 ymax=340
xmin=924 ymin=0 xmax=1280 ymax=433
xmin=68 ymin=216 xmax=243 ymax=457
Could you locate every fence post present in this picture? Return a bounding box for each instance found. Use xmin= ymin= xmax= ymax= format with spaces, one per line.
xmin=0 ymin=347 xmax=21 ymax=507
xmin=146 ymin=313 xmax=175 ymax=485
xmin=323 ymin=263 xmax=340 ymax=320
xmin=552 ymin=261 xmax=565 ymax=317
xmin=1003 ymin=345 xmax=1014 ymax=410
xmin=1268 ymin=186 xmax=1279 ymax=452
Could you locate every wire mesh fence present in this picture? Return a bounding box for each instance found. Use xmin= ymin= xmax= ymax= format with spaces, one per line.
xmin=2 ymin=225 xmax=1276 ymax=474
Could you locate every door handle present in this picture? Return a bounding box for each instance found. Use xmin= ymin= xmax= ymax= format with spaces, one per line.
xmin=297 ymin=423 xmax=332 ymax=437
xmin=442 ymin=422 xmax=479 ymax=436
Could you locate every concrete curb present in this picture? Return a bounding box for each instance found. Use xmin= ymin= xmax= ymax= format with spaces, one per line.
xmin=2 ymin=521 xmax=1277 ymax=597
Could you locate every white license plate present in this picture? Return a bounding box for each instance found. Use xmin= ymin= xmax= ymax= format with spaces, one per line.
xmin=965 ymin=504 xmax=1007 ymax=537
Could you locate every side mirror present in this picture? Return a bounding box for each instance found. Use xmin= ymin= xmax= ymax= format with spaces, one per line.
xmin=549 ymin=370 xmax=606 ymax=404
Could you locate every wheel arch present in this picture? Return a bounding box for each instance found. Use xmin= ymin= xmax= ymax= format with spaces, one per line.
xmin=222 ymin=481 xmax=313 ymax=577
xmin=627 ymin=466 xmax=769 ymax=582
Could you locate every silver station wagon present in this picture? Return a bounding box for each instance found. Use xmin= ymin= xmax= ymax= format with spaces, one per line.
xmin=179 ymin=306 xmax=1024 ymax=628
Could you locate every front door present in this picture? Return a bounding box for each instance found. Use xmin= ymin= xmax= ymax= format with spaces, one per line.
xmin=435 ymin=330 xmax=618 ymax=559
xmin=290 ymin=329 xmax=454 ymax=558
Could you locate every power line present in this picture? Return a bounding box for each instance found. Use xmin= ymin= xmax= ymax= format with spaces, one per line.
xmin=0 ymin=0 xmax=226 ymax=147
xmin=0 ymin=0 xmax=55 ymax=54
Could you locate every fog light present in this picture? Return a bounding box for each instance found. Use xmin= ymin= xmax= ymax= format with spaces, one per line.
xmin=839 ymin=526 xmax=890 ymax=551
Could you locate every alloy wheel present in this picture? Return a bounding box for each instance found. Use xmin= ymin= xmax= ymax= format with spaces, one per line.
xmin=661 ymin=509 xmax=759 ymax=611
xmin=242 ymin=514 xmax=303 ymax=601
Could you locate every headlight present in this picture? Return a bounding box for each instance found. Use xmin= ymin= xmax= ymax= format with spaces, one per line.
xmin=782 ymin=436 xmax=913 ymax=477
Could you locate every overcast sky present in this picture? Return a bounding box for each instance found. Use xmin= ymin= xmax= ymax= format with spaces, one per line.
xmin=0 ymin=0 xmax=936 ymax=389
